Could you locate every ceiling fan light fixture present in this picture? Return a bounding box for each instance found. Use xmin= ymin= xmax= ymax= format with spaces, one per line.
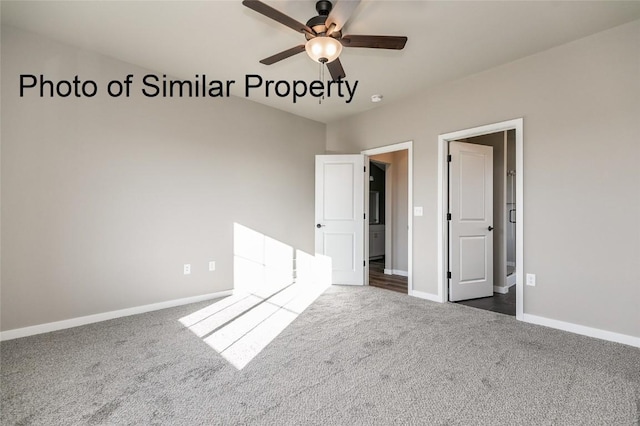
xmin=305 ymin=36 xmax=342 ymax=64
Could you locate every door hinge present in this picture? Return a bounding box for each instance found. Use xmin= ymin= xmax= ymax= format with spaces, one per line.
xmin=364 ymin=213 xmax=366 ymax=220
xmin=447 ymin=271 xmax=452 ymax=279
xmin=447 ymin=154 xmax=452 ymax=162
xmin=447 ymin=213 xmax=451 ymax=221
xmin=364 ymin=166 xmax=367 ymax=172
xmin=363 ymin=260 xmax=366 ymax=267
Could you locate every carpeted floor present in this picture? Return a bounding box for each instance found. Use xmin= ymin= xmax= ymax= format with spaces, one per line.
xmin=2 ymin=285 xmax=639 ymax=425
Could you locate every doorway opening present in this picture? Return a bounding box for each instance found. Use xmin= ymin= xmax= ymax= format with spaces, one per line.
xmin=438 ymin=119 xmax=523 ymax=320
xmin=362 ymin=141 xmax=413 ymax=294
xmin=368 ymin=158 xmax=407 ymax=293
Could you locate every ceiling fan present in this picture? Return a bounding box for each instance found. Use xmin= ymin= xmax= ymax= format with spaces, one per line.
xmin=242 ymin=0 xmax=408 ymax=81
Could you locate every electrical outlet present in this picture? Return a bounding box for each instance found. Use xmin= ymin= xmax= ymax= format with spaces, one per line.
xmin=414 ymin=206 xmax=424 ymax=216
xmin=209 ymin=261 xmax=216 ymax=271
xmin=184 ymin=264 xmax=191 ymax=275
xmin=526 ymin=273 xmax=536 ymax=286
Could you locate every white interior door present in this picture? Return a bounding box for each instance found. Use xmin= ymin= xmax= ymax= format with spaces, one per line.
xmin=315 ymin=155 xmax=365 ymax=285
xmin=449 ymin=142 xmax=494 ymax=301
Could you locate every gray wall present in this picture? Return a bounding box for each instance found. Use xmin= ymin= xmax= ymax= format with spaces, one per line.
xmin=327 ymin=20 xmax=640 ymax=337
xmin=3 ymin=21 xmax=639 ymax=340
xmin=391 ymin=150 xmax=409 ymax=273
xmin=1 ymin=27 xmax=325 ymax=331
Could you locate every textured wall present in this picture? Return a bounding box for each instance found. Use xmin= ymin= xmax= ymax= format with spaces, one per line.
xmin=327 ymin=21 xmax=640 ymax=337
xmin=1 ymin=27 xmax=325 ymax=331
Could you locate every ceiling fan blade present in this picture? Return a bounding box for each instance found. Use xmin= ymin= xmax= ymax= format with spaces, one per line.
xmin=325 ymin=0 xmax=361 ymax=34
xmin=341 ymin=35 xmax=408 ymax=50
xmin=259 ymin=45 xmax=306 ymax=65
xmin=242 ymin=0 xmax=314 ymax=35
xmin=326 ymin=58 xmax=346 ymax=81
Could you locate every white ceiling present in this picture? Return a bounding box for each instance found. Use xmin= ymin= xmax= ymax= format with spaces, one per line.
xmin=3 ymin=1 xmax=640 ymax=123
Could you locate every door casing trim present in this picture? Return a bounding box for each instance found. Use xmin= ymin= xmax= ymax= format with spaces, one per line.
xmin=438 ymin=119 xmax=524 ymax=320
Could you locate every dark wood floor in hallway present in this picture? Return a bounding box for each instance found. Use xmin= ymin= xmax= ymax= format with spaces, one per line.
xmin=455 ymin=284 xmax=516 ymax=316
xmin=369 ymin=259 xmax=407 ymax=293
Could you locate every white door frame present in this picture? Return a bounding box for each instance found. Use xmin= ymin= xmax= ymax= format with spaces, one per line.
xmin=437 ymin=119 xmax=524 ymax=320
xmin=362 ymin=141 xmax=413 ymax=293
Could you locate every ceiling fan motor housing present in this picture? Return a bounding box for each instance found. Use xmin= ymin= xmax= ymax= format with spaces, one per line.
xmin=305 ymin=0 xmax=341 ymax=40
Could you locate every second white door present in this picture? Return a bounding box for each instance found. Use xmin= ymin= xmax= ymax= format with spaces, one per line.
xmin=449 ymin=142 xmax=494 ymax=301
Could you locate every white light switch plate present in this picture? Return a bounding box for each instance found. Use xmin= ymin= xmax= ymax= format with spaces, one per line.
xmin=184 ymin=264 xmax=191 ymax=275
xmin=414 ymin=206 xmax=424 ymax=216
xmin=209 ymin=261 xmax=216 ymax=271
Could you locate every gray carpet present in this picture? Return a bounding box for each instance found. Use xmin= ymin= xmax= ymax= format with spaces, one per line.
xmin=2 ymin=285 xmax=639 ymax=425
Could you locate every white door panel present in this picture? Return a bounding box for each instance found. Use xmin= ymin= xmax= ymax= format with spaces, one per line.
xmin=324 ymin=233 xmax=355 ymax=271
xmin=459 ymin=236 xmax=487 ymax=282
xmin=460 ymin=152 xmax=488 ymax=220
xmin=323 ymin=163 xmax=356 ymax=220
xmin=315 ymin=155 xmax=365 ymax=285
xmin=450 ymin=142 xmax=493 ymax=301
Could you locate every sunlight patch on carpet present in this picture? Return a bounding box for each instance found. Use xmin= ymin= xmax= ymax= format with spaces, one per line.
xmin=179 ymin=224 xmax=331 ymax=369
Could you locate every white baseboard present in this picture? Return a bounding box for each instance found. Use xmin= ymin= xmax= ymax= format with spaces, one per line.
xmin=493 ymin=285 xmax=509 ymax=294
xmin=522 ymin=313 xmax=640 ymax=348
xmin=0 ymin=290 xmax=233 ymax=342
xmin=410 ymin=290 xmax=442 ymax=303
xmin=494 ymin=274 xmax=517 ymax=294
xmin=383 ymin=269 xmax=408 ymax=277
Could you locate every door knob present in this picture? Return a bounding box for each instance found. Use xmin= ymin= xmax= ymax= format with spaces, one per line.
xmin=488 ymin=226 xmax=494 ymax=231
xmin=316 ymin=224 xmax=325 ymax=228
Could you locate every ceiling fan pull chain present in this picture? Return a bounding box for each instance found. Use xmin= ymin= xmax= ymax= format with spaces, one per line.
xmin=319 ymin=62 xmax=323 ymax=104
